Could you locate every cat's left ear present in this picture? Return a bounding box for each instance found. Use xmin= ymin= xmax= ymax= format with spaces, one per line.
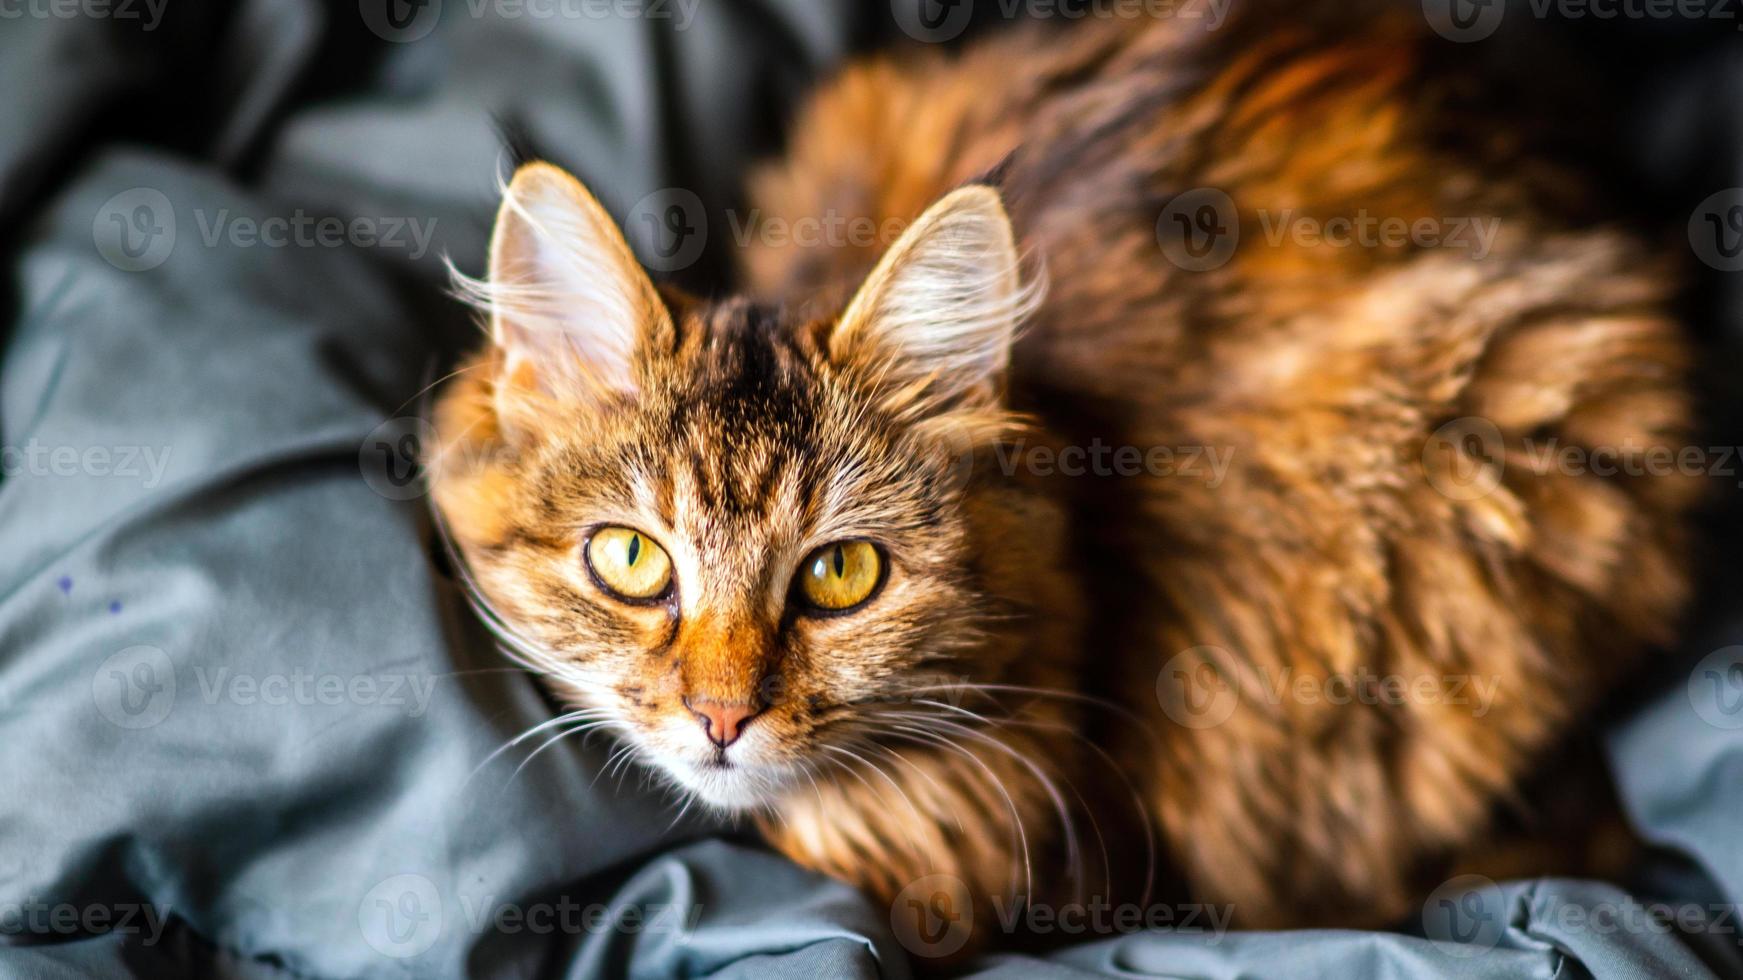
xmin=830 ymin=185 xmax=1037 ymax=411
xmin=464 ymin=162 xmax=673 ymax=406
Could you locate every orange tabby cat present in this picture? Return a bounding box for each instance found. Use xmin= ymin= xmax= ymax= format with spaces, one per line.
xmin=431 ymin=2 xmax=1698 ymax=944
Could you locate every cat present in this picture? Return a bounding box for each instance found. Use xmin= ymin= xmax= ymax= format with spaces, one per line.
xmin=430 ymin=0 xmax=1700 ymax=947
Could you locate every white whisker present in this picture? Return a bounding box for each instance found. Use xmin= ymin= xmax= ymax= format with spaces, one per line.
xmin=883 ymin=724 xmax=1032 ymax=902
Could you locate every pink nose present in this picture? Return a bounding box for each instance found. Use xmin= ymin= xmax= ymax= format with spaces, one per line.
xmin=683 ymin=697 xmax=760 ymax=748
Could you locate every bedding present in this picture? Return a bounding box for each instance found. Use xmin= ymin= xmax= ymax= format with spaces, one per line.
xmin=3 ymin=1 xmax=1742 ymax=976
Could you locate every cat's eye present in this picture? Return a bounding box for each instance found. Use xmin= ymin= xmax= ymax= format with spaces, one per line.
xmin=795 ymin=540 xmax=885 ymax=613
xmin=585 ymin=527 xmax=673 ymax=602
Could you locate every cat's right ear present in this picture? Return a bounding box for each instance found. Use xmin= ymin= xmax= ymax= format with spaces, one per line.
xmin=828 ymin=186 xmax=1039 ymax=416
xmin=459 ymin=163 xmax=673 ymax=418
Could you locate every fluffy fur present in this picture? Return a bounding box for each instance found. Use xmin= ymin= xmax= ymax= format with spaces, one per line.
xmin=432 ymin=1 xmax=1699 ymax=946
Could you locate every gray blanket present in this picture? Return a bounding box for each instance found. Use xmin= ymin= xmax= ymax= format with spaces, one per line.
xmin=3 ymin=1 xmax=1742 ymax=976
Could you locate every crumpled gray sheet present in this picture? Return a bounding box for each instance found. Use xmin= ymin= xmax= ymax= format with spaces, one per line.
xmin=2 ymin=1 xmax=1742 ymax=977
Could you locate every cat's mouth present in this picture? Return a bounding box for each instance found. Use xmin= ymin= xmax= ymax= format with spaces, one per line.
xmin=640 ymin=718 xmax=801 ymax=811
xmin=657 ymin=752 xmax=796 ymax=811
xmin=695 ymin=752 xmax=742 ymax=778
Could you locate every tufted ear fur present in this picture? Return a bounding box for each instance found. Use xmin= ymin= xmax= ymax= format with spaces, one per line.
xmin=455 ymin=163 xmax=673 ymax=423
xmin=828 ymin=185 xmax=1041 ymax=415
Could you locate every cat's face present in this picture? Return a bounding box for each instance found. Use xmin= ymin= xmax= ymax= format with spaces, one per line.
xmin=433 ymin=164 xmax=1043 ymax=811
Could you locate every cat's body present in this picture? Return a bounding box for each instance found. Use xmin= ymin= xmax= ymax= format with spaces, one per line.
xmin=433 ymin=2 xmax=1698 ymax=947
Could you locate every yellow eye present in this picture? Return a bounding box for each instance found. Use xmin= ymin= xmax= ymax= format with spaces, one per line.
xmin=585 ymin=527 xmax=673 ymax=601
xmin=797 ymin=541 xmax=884 ymax=612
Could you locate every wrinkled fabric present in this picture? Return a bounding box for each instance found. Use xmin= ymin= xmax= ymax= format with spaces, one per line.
xmin=2 ymin=1 xmax=1742 ymax=976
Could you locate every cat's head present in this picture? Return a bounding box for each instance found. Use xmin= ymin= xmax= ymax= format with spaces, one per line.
xmin=432 ymin=163 xmax=1061 ymax=811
